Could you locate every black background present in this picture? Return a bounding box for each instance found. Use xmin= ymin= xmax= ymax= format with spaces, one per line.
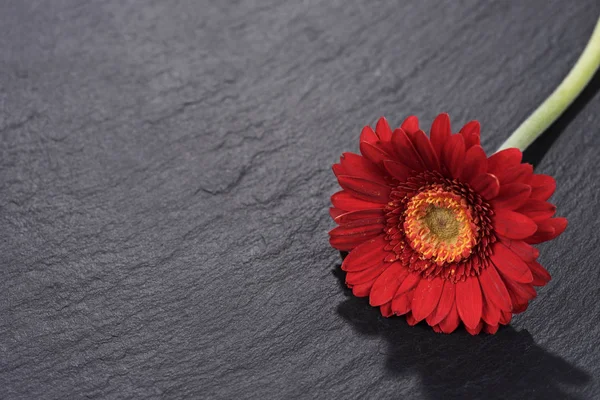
xmin=1 ymin=1 xmax=599 ymax=399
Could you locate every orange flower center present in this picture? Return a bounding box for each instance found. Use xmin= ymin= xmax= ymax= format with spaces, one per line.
xmin=403 ymin=188 xmax=478 ymax=265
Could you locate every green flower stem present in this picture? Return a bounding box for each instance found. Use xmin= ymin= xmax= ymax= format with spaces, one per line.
xmin=497 ymin=17 xmax=600 ymax=152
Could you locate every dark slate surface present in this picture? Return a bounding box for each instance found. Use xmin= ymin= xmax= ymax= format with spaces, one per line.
xmin=1 ymin=1 xmax=600 ymax=399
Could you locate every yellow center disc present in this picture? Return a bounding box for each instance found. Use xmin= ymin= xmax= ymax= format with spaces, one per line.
xmin=403 ymin=187 xmax=478 ymax=265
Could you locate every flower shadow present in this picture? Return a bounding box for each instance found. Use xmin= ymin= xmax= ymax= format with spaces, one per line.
xmin=333 ymin=266 xmax=590 ymax=400
xmin=522 ymin=70 xmax=600 ymax=167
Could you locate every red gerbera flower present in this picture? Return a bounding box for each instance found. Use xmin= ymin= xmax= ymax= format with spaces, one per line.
xmin=329 ymin=114 xmax=566 ymax=335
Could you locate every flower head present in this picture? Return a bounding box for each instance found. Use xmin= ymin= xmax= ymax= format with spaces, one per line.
xmin=329 ymin=114 xmax=566 ymax=334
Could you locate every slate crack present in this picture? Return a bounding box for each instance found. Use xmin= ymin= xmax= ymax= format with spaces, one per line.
xmin=0 ymin=112 xmax=39 ymax=134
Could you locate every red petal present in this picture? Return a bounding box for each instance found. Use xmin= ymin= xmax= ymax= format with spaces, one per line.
xmin=525 ymin=217 xmax=567 ymax=244
xmin=411 ymin=129 xmax=440 ymax=171
xmin=455 ymin=277 xmax=483 ymax=330
xmin=442 ymin=134 xmax=466 ymax=179
xmin=329 ymin=221 xmax=384 ymax=249
xmin=465 ymin=321 xmax=484 ymax=335
xmin=503 ymin=279 xmax=536 ymax=308
xmin=392 ymin=288 xmax=415 ymax=315
xmin=491 ymin=183 xmax=531 ymax=210
xmin=396 ymin=272 xmax=421 ymax=295
xmin=341 ymin=235 xmax=387 ymax=272
xmin=339 ymin=152 xmax=387 ymax=184
xmin=549 ymin=217 xmax=568 ymax=236
xmin=369 ymin=262 xmax=410 ymax=306
xmin=359 ymin=141 xmax=392 ymax=166
xmin=524 ymin=222 xmax=553 ymax=244
xmin=481 ymin=292 xmax=501 ymax=326
xmin=405 ymin=313 xmax=419 ymax=326
xmin=494 ymin=209 xmax=537 ymax=239
xmin=391 ymin=128 xmax=424 ymax=171
xmin=425 ymin=279 xmax=455 ymax=326
xmin=360 ymin=125 xmax=379 ymax=144
xmin=401 ymin=115 xmax=419 ymax=135
xmin=383 ymin=160 xmax=412 ymax=181
xmin=430 ymin=113 xmax=451 ymax=158
xmin=331 ymin=191 xmax=384 ymax=212
xmin=496 ymin=163 xmax=533 ymax=184
xmin=329 ymin=230 xmax=382 ymax=251
xmin=345 ymin=261 xmax=388 ymax=285
xmin=484 ymin=324 xmax=500 ymax=334
xmin=439 ymin=301 xmax=460 ymax=334
xmin=529 ymin=174 xmax=556 ymax=200
xmin=490 ymin=241 xmax=534 ymax=284
xmin=380 ymin=302 xmax=393 ymax=317
xmin=411 ymin=277 xmax=445 ymax=322
xmin=499 ymin=237 xmax=539 ymax=262
xmin=528 ymin=260 xmax=552 ymax=286
xmin=499 ymin=311 xmax=512 ymax=325
xmin=516 ymin=199 xmax=556 ymax=222
xmin=512 ymin=303 xmax=528 ymax=314
xmin=337 ymin=175 xmax=391 ymax=203
xmin=332 ymin=163 xmax=345 ymax=176
xmin=334 ymin=209 xmax=384 ymax=225
xmin=329 ymin=207 xmax=345 ymax=220
xmin=471 ymin=173 xmax=500 ymax=200
xmin=477 ymin=265 xmax=512 ymax=312
xmin=487 ymin=148 xmax=522 ymax=175
xmin=329 ymin=223 xmax=383 ymax=239
xmin=459 ymin=120 xmax=481 ymax=149
xmin=351 ymin=279 xmax=375 ymax=297
xmin=460 ymin=145 xmax=487 ymax=184
xmin=375 ymin=117 xmax=393 ymax=142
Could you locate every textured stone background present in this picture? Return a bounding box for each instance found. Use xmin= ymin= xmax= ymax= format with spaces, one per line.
xmin=1 ymin=1 xmax=599 ymax=399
